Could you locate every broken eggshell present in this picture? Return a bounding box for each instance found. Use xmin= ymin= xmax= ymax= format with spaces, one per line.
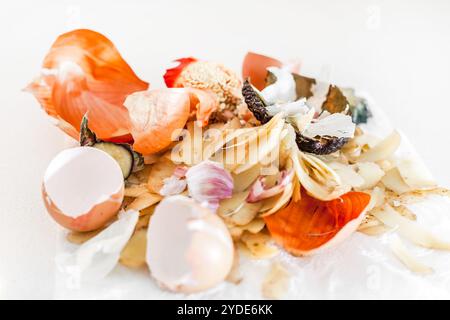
xmin=146 ymin=195 xmax=234 ymax=293
xmin=42 ymin=147 xmax=124 ymax=232
xmin=57 ymin=209 xmax=139 ymax=280
xmin=260 ymin=67 xmax=296 ymax=104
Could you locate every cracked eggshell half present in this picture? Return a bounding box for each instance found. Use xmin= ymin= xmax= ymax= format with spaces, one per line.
xmin=146 ymin=195 xmax=234 ymax=293
xmin=42 ymin=147 xmax=124 ymax=232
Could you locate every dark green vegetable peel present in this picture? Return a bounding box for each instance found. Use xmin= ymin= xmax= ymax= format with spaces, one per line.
xmin=242 ymin=80 xmax=272 ymax=124
xmin=342 ymin=88 xmax=372 ymax=124
xmin=80 ymin=115 xmax=97 ymax=147
xmin=79 ymin=115 xmax=145 ymax=177
xmin=295 ymin=134 xmax=349 ymax=155
xmin=243 ymin=77 xmax=351 ymax=155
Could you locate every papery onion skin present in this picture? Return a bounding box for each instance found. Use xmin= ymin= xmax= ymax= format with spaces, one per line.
xmin=26 ymin=29 xmax=149 ymax=141
xmin=264 ymin=189 xmax=370 ymax=256
xmin=186 ymin=88 xmax=218 ymax=127
xmin=124 ymin=89 xmax=191 ymax=155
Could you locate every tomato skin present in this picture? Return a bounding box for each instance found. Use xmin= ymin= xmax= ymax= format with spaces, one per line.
xmin=163 ymin=57 xmax=197 ymax=88
xmin=264 ymin=189 xmax=371 ymax=256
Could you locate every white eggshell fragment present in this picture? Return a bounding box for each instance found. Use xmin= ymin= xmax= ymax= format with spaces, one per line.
xmin=42 ymin=147 xmax=125 ymax=231
xmin=146 ymin=195 xmax=234 ymax=293
xmin=56 ymin=210 xmax=139 ymax=281
xmin=261 ymin=67 xmax=296 ymax=104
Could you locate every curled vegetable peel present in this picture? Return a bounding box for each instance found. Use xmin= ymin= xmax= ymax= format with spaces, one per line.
xmin=264 ymin=189 xmax=371 ymax=256
xmin=26 ymin=29 xmax=149 ymax=141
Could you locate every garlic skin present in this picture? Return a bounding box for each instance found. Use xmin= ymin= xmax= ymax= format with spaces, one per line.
xmin=146 ymin=195 xmax=234 ymax=293
xmin=246 ymin=170 xmax=294 ymax=203
xmin=159 ymin=166 xmax=188 ymax=196
xmin=159 ymin=177 xmax=187 ymax=196
xmin=185 ymin=161 xmax=233 ymax=210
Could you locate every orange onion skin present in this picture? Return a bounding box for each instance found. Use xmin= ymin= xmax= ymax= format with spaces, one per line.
xmin=26 ymin=29 xmax=149 ymax=141
xmin=264 ymin=189 xmax=371 ymax=256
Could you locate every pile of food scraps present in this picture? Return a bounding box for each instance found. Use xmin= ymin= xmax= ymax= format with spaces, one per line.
xmin=28 ymin=29 xmax=450 ymax=298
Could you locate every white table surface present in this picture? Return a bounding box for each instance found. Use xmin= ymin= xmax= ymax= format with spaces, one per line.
xmin=0 ymin=0 xmax=449 ymax=299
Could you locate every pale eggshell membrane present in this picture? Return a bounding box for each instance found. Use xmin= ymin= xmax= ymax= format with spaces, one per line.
xmin=146 ymin=195 xmax=234 ymax=293
xmin=42 ymin=147 xmax=124 ymax=232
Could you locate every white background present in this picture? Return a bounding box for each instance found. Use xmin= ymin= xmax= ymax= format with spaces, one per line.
xmin=0 ymin=0 xmax=449 ymax=299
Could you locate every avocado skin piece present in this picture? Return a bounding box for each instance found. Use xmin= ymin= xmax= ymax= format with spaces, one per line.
xmin=242 ymin=80 xmax=272 ymax=124
xmin=295 ymin=133 xmax=349 ymax=155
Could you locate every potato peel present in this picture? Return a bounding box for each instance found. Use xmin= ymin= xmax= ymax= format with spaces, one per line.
xmin=358 ymin=131 xmax=401 ymax=163
xmin=262 ymin=262 xmax=290 ymax=299
xmin=372 ymin=205 xmax=450 ymax=250
xmin=66 ymin=229 xmax=103 ymax=245
xmin=390 ymin=237 xmax=433 ymax=275
xmin=119 ymin=228 xmax=147 ymax=268
xmin=240 ymin=231 xmax=279 ymax=259
xmin=126 ymin=192 xmax=162 ymax=211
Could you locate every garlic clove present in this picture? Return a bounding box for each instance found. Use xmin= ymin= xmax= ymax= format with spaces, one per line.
xmin=185 ymin=160 xmax=233 ymax=210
